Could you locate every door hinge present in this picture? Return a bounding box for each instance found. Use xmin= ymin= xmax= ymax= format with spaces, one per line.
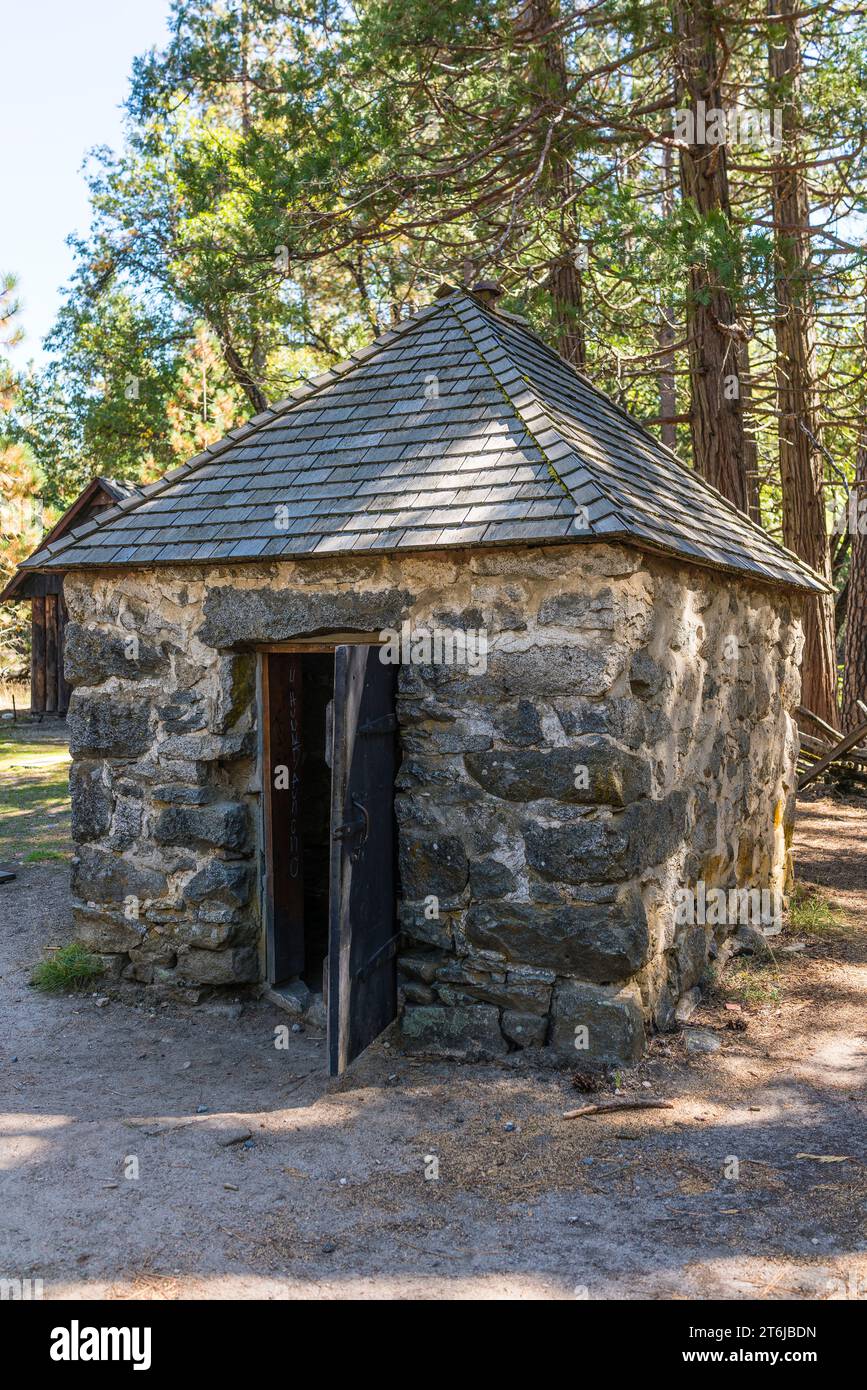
xmin=358 ymin=713 xmax=397 ymax=735
xmin=333 ymin=815 xmax=365 ymax=840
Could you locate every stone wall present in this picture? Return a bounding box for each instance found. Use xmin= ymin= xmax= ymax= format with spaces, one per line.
xmin=62 ymin=541 xmax=803 ymax=1058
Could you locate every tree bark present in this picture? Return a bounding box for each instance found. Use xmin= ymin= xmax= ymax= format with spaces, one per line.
xmin=239 ymin=0 xmax=251 ymax=136
xmin=659 ymin=140 xmax=678 ymax=451
xmin=519 ymin=0 xmax=587 ymax=368
xmin=768 ymin=0 xmax=838 ymax=726
xmin=549 ymin=252 xmax=587 ymax=370
xmin=842 ymin=400 xmax=867 ymax=730
xmin=211 ymin=319 xmax=269 ymax=414
xmin=738 ymin=338 xmax=761 ymax=523
xmin=673 ymin=0 xmax=748 ymax=512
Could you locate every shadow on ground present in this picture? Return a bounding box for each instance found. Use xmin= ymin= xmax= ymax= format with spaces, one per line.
xmin=0 ymin=795 xmax=864 ymax=1300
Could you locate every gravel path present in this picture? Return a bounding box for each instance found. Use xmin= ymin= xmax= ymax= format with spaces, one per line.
xmin=0 ymin=797 xmax=864 ymax=1300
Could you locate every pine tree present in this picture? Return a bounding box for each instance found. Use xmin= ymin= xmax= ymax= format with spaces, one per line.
xmin=672 ymin=0 xmax=748 ymax=510
xmin=0 ymin=275 xmax=45 ymax=681
xmin=767 ymin=0 xmax=838 ymax=726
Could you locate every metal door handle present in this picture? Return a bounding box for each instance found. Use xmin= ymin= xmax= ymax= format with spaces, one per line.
xmin=333 ymin=796 xmax=369 ymax=862
xmin=349 ymin=796 xmax=369 ymax=862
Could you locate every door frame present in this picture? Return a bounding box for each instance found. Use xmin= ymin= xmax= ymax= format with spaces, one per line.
xmin=256 ymin=634 xmax=387 ymax=989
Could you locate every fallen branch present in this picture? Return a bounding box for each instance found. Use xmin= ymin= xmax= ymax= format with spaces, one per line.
xmin=798 ymin=733 xmax=832 ymax=757
xmin=798 ymin=717 xmax=867 ymax=790
xmin=796 ymin=705 xmax=841 ymax=741
xmin=794 ymin=1152 xmax=852 ymax=1163
xmin=562 ymin=1098 xmax=675 ymax=1119
xmin=799 ymin=732 xmax=867 ymax=767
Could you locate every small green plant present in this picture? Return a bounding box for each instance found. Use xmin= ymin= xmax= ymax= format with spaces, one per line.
xmin=788 ymin=883 xmax=847 ymax=935
xmin=32 ymin=943 xmax=104 ymax=992
xmin=701 ymin=961 xmax=720 ymax=993
xmin=23 ymin=849 xmax=67 ymax=863
xmin=725 ymin=964 xmax=781 ymax=1007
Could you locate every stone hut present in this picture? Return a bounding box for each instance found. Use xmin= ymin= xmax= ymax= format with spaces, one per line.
xmin=16 ymin=286 xmax=825 ymax=1073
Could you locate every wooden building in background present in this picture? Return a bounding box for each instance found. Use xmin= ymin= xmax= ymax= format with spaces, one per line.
xmin=0 ymin=477 xmax=141 ymax=714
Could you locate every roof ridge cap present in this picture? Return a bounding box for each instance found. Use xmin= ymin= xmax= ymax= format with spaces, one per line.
xmin=448 ymin=297 xmax=630 ymax=540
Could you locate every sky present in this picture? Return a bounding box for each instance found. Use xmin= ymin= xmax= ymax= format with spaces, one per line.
xmin=2 ymin=0 xmax=172 ymax=366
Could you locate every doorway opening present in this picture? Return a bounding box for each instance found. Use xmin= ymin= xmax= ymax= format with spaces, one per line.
xmin=263 ymin=651 xmax=333 ymax=1002
xmin=260 ymin=642 xmax=399 ymax=1074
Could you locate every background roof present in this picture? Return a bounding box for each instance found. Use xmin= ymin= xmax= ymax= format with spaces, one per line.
xmin=18 ymin=290 xmax=827 ymax=594
xmin=2 ymin=475 xmax=144 ymax=600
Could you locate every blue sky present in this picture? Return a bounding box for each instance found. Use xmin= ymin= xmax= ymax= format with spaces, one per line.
xmin=2 ymin=0 xmax=172 ymax=365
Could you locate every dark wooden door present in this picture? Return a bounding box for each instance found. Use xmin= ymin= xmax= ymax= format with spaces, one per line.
xmin=327 ymin=644 xmax=398 ymax=1076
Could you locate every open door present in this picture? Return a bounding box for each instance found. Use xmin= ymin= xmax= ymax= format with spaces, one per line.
xmin=327 ymin=644 xmax=398 ymax=1076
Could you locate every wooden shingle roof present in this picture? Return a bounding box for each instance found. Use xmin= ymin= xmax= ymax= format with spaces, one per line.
xmin=18 ymin=290 xmax=827 ymax=593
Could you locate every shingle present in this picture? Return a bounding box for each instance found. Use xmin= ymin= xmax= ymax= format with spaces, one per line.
xmin=368 ymin=528 xmax=408 ymax=550
xmin=313 ymin=530 xmax=378 ymax=553
xmin=153 ymin=542 xmax=202 ymax=562
xmin=105 ymin=545 xmax=143 ymax=564
xmin=482 ymin=518 xmax=575 ymax=543
xmin=437 ymin=524 xmax=488 ymax=546
xmin=395 ymin=526 xmax=444 ymax=547
xmin=229 ymin=537 xmax=272 ymax=558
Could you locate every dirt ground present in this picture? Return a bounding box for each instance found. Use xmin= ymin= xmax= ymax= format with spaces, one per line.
xmin=0 ymin=784 xmax=865 ymax=1300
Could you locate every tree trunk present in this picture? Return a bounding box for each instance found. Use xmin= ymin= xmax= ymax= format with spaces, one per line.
xmin=673 ymin=0 xmax=748 ymax=511
xmin=738 ymin=338 xmax=761 ymax=523
xmin=239 ymin=0 xmax=252 ymax=136
xmin=842 ymin=389 xmax=867 ymax=729
xmin=549 ymin=253 xmax=586 ymax=370
xmin=211 ymin=319 xmax=269 ymax=414
xmin=659 ymin=140 xmax=678 ymax=451
xmin=519 ymin=0 xmax=587 ymax=369
xmin=768 ymin=0 xmax=838 ymax=726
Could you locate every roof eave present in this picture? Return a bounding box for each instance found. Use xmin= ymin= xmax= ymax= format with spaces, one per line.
xmin=21 ymin=526 xmax=828 ymax=597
